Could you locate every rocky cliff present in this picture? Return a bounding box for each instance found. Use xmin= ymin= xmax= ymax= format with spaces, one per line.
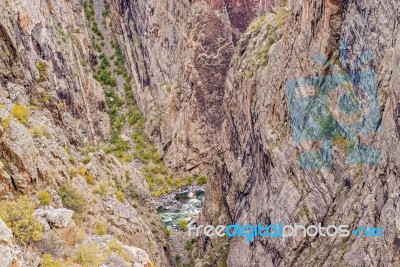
xmin=198 ymin=0 xmax=400 ymax=266
xmin=1 ymin=0 xmax=400 ymax=266
xmin=0 ymin=0 xmax=172 ymax=266
xmin=110 ymin=0 xmax=283 ymax=177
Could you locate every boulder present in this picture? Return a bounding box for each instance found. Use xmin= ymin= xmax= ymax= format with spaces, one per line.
xmin=34 ymin=208 xmax=74 ymax=228
xmin=122 ymin=245 xmax=151 ymax=265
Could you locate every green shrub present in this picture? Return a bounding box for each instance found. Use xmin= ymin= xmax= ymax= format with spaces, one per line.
xmin=197 ymin=175 xmax=207 ymax=185
xmin=95 ymin=55 xmax=116 ymax=86
xmin=163 ymin=227 xmax=171 ymax=237
xmin=96 ymin=70 xmax=116 ymax=86
xmin=274 ymin=7 xmax=290 ymax=28
xmin=184 ymin=238 xmax=196 ymax=251
xmin=95 ymin=223 xmax=107 ymax=235
xmin=0 ymin=196 xmax=43 ymax=245
xmin=320 ymin=114 xmax=337 ymax=139
xmin=185 ymin=176 xmax=193 ymax=186
xmin=77 ymin=244 xmax=103 ymax=267
xmin=82 ymin=157 xmax=91 ymax=164
xmin=36 ymin=61 xmax=48 ymax=82
xmin=93 ymin=183 xmax=110 ymax=197
xmin=115 ymin=190 xmax=125 ymax=203
xmin=91 ymin=22 xmax=103 ymax=38
xmin=69 ymin=157 xmax=76 ymax=165
xmin=58 ymin=184 xmax=86 ymax=213
xmin=38 ymin=190 xmax=51 ymax=206
xmin=175 ymin=255 xmax=181 ymax=262
xmin=41 ymin=254 xmax=73 ymax=267
xmin=178 ymin=219 xmax=190 ymax=232
xmin=29 ymin=125 xmax=51 ymax=138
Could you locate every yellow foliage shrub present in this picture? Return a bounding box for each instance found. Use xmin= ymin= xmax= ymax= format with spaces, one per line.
xmin=95 ymin=223 xmax=107 ymax=235
xmin=93 ymin=183 xmax=110 ymax=196
xmin=77 ymin=244 xmax=103 ymax=267
xmin=108 ymin=239 xmax=123 ymax=254
xmin=29 ymin=125 xmax=51 ymax=139
xmin=0 ymin=196 xmax=43 ymax=245
xmin=38 ymin=190 xmax=51 ymax=206
xmin=115 ymin=190 xmax=125 ymax=203
xmin=85 ymin=173 xmax=95 ymax=185
xmin=11 ymin=104 xmax=30 ymax=124
xmin=1 ymin=115 xmax=12 ymax=128
xmin=41 ymin=254 xmax=73 ymax=267
xmin=178 ymin=219 xmax=190 ymax=232
xmin=78 ymin=166 xmax=88 ymax=176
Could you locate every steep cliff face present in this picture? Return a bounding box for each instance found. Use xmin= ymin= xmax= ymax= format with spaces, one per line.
xmin=0 ymin=0 xmax=109 ymax=195
xmin=110 ymin=0 xmax=280 ymax=176
xmin=199 ymin=0 xmax=400 ymax=266
xmin=0 ymin=0 xmax=171 ymax=266
xmin=2 ymin=0 xmax=400 ymax=266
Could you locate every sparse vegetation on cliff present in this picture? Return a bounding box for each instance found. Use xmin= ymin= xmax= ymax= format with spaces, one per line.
xmin=36 ymin=61 xmax=48 ymax=83
xmin=41 ymin=254 xmax=73 ymax=267
xmin=58 ymin=184 xmax=86 ymax=214
xmin=1 ymin=104 xmax=31 ymax=128
xmin=246 ymin=7 xmax=290 ymax=67
xmin=38 ymin=190 xmax=51 ymax=206
xmin=0 ymin=197 xmax=43 ymax=245
xmin=77 ymin=244 xmax=103 ymax=267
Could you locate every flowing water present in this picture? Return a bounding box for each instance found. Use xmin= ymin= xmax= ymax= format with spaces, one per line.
xmin=157 ymin=190 xmax=205 ymax=228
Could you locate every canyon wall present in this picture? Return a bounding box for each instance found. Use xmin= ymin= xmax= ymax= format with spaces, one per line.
xmin=199 ymin=0 xmax=400 ymax=266
xmin=0 ymin=0 xmax=171 ymax=265
xmin=111 ymin=0 xmax=281 ymax=176
xmin=1 ymin=0 xmax=400 ymax=266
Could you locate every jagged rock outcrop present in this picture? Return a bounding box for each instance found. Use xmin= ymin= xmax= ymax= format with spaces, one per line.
xmin=198 ymin=0 xmax=400 ymax=266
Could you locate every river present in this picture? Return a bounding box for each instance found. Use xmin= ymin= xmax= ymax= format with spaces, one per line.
xmin=156 ymin=187 xmax=205 ymax=228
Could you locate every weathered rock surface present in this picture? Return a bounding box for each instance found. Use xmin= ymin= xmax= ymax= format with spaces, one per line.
xmin=122 ymin=245 xmax=151 ymax=265
xmin=34 ymin=208 xmax=74 ymax=228
xmin=0 ymin=0 xmax=171 ymax=266
xmin=0 ymin=218 xmax=17 ymax=267
xmin=2 ymin=0 xmax=399 ymax=266
xmin=110 ymin=0 xmax=281 ymax=177
xmin=198 ymin=1 xmax=400 ymax=266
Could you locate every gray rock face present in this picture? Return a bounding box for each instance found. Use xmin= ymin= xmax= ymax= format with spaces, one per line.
xmin=0 ymin=218 xmax=12 ymax=246
xmin=2 ymin=0 xmax=399 ymax=266
xmin=0 ymin=0 xmax=171 ymax=265
xmin=122 ymin=245 xmax=151 ymax=265
xmin=0 ymin=218 xmax=15 ymax=267
xmin=34 ymin=208 xmax=74 ymax=228
xmin=110 ymin=0 xmax=280 ymax=177
xmin=198 ymin=1 xmax=400 ymax=266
